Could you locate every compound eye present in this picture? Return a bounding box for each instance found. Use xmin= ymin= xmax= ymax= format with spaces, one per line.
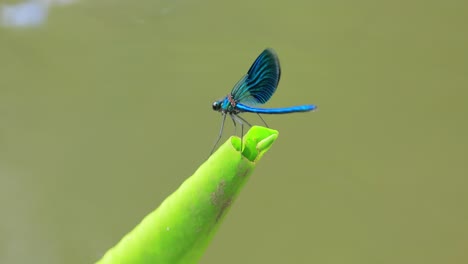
xmin=212 ymin=102 xmax=220 ymax=111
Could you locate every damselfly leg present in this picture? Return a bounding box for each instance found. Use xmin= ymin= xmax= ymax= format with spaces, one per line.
xmin=256 ymin=114 xmax=269 ymax=127
xmin=210 ymin=114 xmax=227 ymax=155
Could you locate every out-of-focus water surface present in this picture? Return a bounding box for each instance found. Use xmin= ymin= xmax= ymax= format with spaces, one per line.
xmin=1 ymin=0 xmax=467 ymax=263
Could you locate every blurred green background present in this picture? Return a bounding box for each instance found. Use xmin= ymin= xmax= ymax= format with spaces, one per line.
xmin=1 ymin=0 xmax=467 ymax=263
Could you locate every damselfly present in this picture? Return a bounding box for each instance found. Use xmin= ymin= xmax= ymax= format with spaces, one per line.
xmin=211 ymin=48 xmax=317 ymax=153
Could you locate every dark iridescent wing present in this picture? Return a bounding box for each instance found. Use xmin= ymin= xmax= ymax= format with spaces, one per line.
xmin=230 ymin=48 xmax=281 ymax=106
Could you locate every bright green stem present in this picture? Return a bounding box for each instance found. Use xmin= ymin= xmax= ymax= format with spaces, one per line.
xmin=96 ymin=126 xmax=278 ymax=264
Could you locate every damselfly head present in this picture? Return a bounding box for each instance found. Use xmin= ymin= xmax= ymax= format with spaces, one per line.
xmin=212 ymin=101 xmax=222 ymax=111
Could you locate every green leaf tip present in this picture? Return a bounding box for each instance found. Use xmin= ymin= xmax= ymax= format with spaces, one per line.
xmin=95 ymin=126 xmax=278 ymax=264
xmin=230 ymin=126 xmax=279 ymax=162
